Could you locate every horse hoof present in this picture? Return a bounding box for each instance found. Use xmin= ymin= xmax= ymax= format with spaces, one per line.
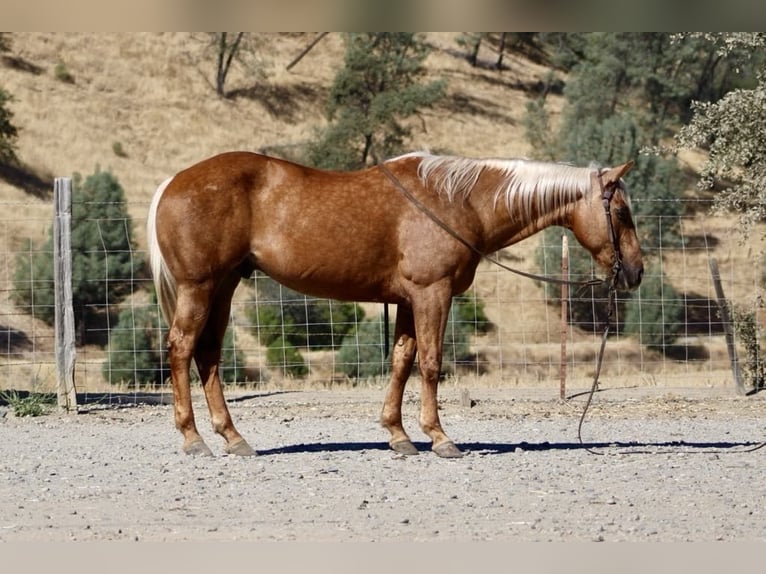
xmin=390 ymin=439 xmax=420 ymax=456
xmin=226 ymin=439 xmax=257 ymax=457
xmin=433 ymin=441 xmax=463 ymax=458
xmin=184 ymin=438 xmax=213 ymax=457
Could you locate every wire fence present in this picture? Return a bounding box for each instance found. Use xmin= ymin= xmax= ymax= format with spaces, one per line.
xmin=0 ymin=194 xmax=762 ymax=404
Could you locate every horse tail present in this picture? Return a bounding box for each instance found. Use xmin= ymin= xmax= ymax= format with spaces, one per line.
xmin=147 ymin=177 xmax=177 ymax=327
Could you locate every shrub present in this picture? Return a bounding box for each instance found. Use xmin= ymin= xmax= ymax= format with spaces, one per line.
xmin=622 ymin=268 xmax=684 ymax=352
xmin=103 ymin=298 xmax=246 ymax=387
xmin=247 ymin=274 xmax=363 ymax=350
xmin=266 ymin=336 xmax=307 ymax=378
xmin=102 ymin=304 xmax=168 ymax=387
xmin=336 ymin=314 xmax=392 ymax=379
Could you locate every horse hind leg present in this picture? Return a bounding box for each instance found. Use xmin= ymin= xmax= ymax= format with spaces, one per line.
xmin=195 ymin=272 xmax=256 ymax=456
xmin=167 ymin=284 xmax=215 ymax=456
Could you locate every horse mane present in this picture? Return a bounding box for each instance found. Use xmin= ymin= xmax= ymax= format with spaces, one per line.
xmin=392 ymin=152 xmax=595 ymax=222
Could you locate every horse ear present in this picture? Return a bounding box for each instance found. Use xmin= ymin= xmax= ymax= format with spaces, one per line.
xmin=603 ymin=160 xmax=634 ymax=183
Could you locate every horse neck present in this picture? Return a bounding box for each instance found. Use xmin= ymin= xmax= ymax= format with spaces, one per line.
xmin=468 ymin=179 xmax=584 ymax=253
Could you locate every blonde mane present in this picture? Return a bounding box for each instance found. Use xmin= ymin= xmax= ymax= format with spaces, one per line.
xmin=394 ymin=153 xmax=596 ymax=223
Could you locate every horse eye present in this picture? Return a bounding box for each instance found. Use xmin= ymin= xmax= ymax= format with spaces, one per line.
xmin=615 ymin=206 xmax=634 ymax=227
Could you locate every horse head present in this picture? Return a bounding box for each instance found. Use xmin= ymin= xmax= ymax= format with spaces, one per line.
xmin=572 ymin=161 xmax=644 ymax=291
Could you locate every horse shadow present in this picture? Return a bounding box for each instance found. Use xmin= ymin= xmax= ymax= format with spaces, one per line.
xmin=255 ymin=439 xmax=764 ymax=456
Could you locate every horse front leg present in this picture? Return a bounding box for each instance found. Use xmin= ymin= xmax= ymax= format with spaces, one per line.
xmin=413 ymin=288 xmax=464 ymax=458
xmin=380 ymin=304 xmax=419 ymax=455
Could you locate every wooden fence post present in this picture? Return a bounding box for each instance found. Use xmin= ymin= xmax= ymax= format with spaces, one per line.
xmin=560 ymin=234 xmax=569 ymax=400
xmin=54 ymin=177 xmax=77 ymax=411
xmin=709 ymin=257 xmax=746 ymax=396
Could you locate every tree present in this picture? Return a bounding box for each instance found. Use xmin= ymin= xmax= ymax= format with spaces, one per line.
xmin=306 ymin=33 xmax=447 ymax=170
xmin=196 ymin=33 xmax=268 ymax=98
xmin=673 ymin=33 xmax=766 ymax=236
xmin=266 ymin=336 xmax=307 ymax=378
xmin=13 ymin=169 xmax=143 ymax=343
xmin=336 ymin=294 xmax=493 ymax=379
xmin=213 ymin=32 xmax=244 ymax=97
xmin=336 ymin=313 xmax=392 ymax=379
xmin=0 ymin=33 xmax=19 ymax=164
xmin=622 ymin=269 xmax=684 ymax=352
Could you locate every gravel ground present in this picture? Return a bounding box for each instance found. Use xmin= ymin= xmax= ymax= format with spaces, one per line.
xmin=1 ymin=384 xmax=764 ymax=542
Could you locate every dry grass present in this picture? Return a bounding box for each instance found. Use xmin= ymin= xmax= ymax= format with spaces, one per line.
xmin=0 ymin=33 xmax=760 ymax=394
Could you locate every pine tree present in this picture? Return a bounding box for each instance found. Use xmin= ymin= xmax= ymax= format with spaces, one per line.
xmin=12 ymin=168 xmax=143 ymax=343
xmin=306 ymin=33 xmax=446 ymax=170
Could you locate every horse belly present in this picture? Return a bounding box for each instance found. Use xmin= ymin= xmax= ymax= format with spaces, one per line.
xmin=253 ymin=234 xmax=395 ymax=303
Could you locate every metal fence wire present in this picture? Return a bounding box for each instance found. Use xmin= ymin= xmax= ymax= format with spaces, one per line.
xmin=0 ymin=191 xmax=761 ymax=405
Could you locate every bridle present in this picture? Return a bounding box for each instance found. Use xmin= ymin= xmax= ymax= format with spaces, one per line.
xmin=598 ymin=169 xmax=624 ymax=292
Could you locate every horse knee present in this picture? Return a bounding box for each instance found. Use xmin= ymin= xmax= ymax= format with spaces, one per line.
xmin=418 ymin=353 xmax=442 ymax=381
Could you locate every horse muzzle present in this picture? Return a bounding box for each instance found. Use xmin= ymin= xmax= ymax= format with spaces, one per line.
xmin=615 ymin=262 xmax=643 ymax=291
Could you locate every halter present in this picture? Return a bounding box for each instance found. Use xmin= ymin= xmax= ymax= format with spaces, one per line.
xmin=597 ymin=169 xmax=624 ymax=291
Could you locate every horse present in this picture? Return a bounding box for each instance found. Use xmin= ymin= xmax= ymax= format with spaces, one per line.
xmin=147 ymin=150 xmax=643 ymax=458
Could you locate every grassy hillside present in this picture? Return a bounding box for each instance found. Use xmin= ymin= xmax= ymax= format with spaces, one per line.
xmin=0 ymin=33 xmax=756 ymax=392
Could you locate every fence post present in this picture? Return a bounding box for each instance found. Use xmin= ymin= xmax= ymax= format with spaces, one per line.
xmin=560 ymin=234 xmax=569 ymax=400
xmin=54 ymin=177 xmax=77 ymax=411
xmin=709 ymin=257 xmax=745 ymax=396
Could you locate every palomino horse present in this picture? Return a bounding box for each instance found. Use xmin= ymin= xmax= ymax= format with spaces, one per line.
xmin=147 ymin=151 xmax=643 ymax=458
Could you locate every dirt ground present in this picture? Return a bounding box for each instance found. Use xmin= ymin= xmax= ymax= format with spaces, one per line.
xmin=1 ymin=382 xmax=764 ymax=542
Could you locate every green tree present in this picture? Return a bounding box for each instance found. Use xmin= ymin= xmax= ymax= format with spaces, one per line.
xmin=12 ymin=169 xmax=143 ymax=343
xmin=673 ymin=33 xmax=766 ymax=236
xmin=336 ymin=294 xmax=493 ymax=379
xmin=266 ymin=336 xmax=307 ymax=378
xmin=336 ymin=313 xmax=392 ymax=379
xmin=104 ymin=288 xmax=247 ymax=387
xmin=306 ymin=32 xmax=447 ymax=170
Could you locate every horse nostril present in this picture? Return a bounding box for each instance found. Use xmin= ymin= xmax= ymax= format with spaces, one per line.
xmin=636 ymin=265 xmax=644 ymax=286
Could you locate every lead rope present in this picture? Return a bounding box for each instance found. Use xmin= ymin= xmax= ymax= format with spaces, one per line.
xmin=576 ymin=172 xmax=621 ymax=455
